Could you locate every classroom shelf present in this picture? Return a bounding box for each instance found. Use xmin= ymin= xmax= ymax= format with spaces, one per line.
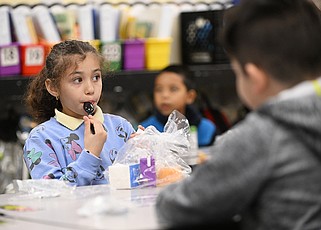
xmin=0 ymin=64 xmax=235 ymax=99
xmin=0 ymin=64 xmax=238 ymax=120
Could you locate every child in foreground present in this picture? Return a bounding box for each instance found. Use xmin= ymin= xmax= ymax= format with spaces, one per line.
xmin=156 ymin=0 xmax=321 ymax=229
xmin=140 ymin=64 xmax=216 ymax=147
xmin=23 ymin=40 xmax=135 ymax=186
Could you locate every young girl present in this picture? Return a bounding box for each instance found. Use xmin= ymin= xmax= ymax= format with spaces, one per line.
xmin=23 ymin=40 xmax=135 ymax=186
xmin=140 ymin=65 xmax=216 ymax=147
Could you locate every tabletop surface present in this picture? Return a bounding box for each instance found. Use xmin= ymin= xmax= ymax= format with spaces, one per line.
xmin=0 ymin=183 xmax=164 ymax=230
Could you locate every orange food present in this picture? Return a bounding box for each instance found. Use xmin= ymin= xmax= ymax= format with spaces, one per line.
xmin=157 ymin=167 xmax=182 ymax=186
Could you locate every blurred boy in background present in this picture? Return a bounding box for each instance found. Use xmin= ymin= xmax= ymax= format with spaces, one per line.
xmin=140 ymin=65 xmax=217 ymax=147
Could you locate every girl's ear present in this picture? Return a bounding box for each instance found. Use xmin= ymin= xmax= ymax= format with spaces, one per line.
xmin=45 ymin=79 xmax=59 ymax=98
xmin=186 ymin=89 xmax=197 ymax=105
xmin=244 ymin=63 xmax=269 ymax=94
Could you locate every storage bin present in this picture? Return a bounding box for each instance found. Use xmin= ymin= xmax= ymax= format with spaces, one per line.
xmin=0 ymin=43 xmax=21 ymax=76
xmin=101 ymin=41 xmax=122 ymax=71
xmin=145 ymin=38 xmax=171 ymax=70
xmin=122 ymin=39 xmax=145 ymax=70
xmin=89 ymin=39 xmax=101 ymax=51
xmin=39 ymin=39 xmax=57 ymax=57
xmin=20 ymin=44 xmax=45 ymax=76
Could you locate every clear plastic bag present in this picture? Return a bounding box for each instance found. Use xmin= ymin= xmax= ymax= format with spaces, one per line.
xmin=107 ymin=110 xmax=192 ymax=189
xmin=9 ymin=179 xmax=75 ymax=199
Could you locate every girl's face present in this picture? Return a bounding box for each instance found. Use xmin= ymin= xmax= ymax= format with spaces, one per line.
xmin=154 ymin=71 xmax=195 ymax=116
xmin=57 ymin=53 xmax=102 ymax=119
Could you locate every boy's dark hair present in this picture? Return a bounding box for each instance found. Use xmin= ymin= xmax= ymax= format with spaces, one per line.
xmin=25 ymin=40 xmax=104 ymax=123
xmin=222 ymin=0 xmax=321 ymax=85
xmin=158 ymin=64 xmax=196 ymax=90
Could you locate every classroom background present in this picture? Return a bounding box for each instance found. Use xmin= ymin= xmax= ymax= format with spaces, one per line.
xmin=0 ymin=0 xmax=242 ymax=193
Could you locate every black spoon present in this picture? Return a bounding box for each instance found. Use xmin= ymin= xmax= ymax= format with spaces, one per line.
xmin=84 ymin=102 xmax=94 ymax=115
xmin=83 ymin=102 xmax=95 ymax=134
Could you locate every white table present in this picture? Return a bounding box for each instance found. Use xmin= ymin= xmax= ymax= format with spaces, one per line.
xmin=0 ymin=184 xmax=164 ymax=230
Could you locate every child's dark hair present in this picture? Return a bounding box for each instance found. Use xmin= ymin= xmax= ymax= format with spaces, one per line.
xmin=158 ymin=65 xmax=196 ymax=90
xmin=25 ymin=40 xmax=104 ymax=123
xmin=221 ymin=0 xmax=321 ymax=85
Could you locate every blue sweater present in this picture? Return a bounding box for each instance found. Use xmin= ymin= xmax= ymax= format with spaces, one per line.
xmin=23 ymin=107 xmax=135 ymax=186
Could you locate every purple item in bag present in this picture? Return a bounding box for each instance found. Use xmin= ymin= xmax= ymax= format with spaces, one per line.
xmin=140 ymin=156 xmax=156 ymax=187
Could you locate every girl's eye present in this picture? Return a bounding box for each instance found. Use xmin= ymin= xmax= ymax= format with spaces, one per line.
xmin=93 ymin=75 xmax=101 ymax=81
xmin=73 ymin=77 xmax=82 ymax=84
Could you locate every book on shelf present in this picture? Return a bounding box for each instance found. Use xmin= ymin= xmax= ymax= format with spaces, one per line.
xmin=157 ymin=4 xmax=177 ymax=38
xmin=99 ymin=4 xmax=120 ymax=42
xmin=134 ymin=3 xmax=161 ymax=38
xmin=50 ymin=4 xmax=78 ymax=40
xmin=10 ymin=5 xmax=38 ymax=44
xmin=77 ymin=4 xmax=96 ymax=41
xmin=32 ymin=5 xmax=61 ymax=44
xmin=0 ymin=6 xmax=12 ymax=45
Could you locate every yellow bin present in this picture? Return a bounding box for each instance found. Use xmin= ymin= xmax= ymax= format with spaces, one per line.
xmin=88 ymin=39 xmax=101 ymax=52
xmin=145 ymin=38 xmax=172 ymax=70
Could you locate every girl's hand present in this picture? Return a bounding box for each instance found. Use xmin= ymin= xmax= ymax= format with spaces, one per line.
xmin=130 ymin=125 xmax=145 ymax=138
xmin=83 ymin=115 xmax=107 ymax=157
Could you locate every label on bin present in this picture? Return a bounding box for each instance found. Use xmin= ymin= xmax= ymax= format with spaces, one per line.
xmin=25 ymin=47 xmax=44 ymax=66
xmin=1 ymin=46 xmax=19 ymax=66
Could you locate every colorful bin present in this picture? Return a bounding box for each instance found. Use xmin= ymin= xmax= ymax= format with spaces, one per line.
xmin=101 ymin=41 xmax=122 ymax=71
xmin=20 ymin=44 xmax=45 ymax=76
xmin=39 ymin=39 xmax=58 ymax=59
xmin=145 ymin=38 xmax=171 ymax=70
xmin=122 ymin=39 xmax=145 ymax=70
xmin=0 ymin=43 xmax=21 ymax=76
xmin=88 ymin=39 xmax=101 ymax=51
